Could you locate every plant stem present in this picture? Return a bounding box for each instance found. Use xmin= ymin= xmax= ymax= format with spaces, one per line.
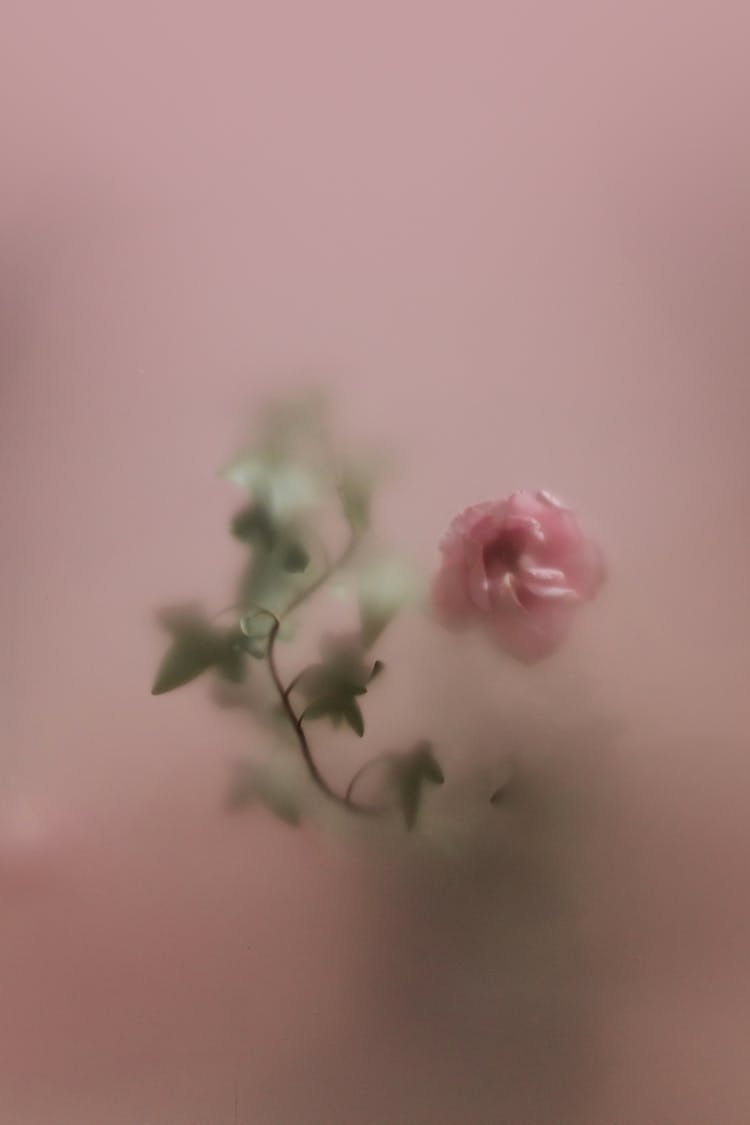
xmin=263 ymin=536 xmax=380 ymax=817
xmin=344 ymin=755 xmax=393 ymax=806
xmin=282 ymin=670 xmax=305 ymax=700
xmin=266 ymin=617 xmax=378 ymax=816
xmin=266 ymin=619 xmax=337 ymax=800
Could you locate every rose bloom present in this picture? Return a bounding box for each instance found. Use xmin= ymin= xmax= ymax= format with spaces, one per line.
xmin=432 ymin=490 xmax=605 ymax=662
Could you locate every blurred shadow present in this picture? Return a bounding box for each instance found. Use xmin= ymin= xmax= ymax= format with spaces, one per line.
xmin=253 ymin=698 xmax=622 ymax=1125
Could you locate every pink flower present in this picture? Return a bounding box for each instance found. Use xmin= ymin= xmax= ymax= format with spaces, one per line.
xmin=432 ymin=490 xmax=605 ymax=662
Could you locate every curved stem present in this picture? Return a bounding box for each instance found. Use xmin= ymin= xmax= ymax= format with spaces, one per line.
xmin=266 ymin=617 xmax=378 ymax=816
xmin=218 ymin=532 xmax=356 ymax=633
xmin=282 ymin=669 xmax=305 ymax=701
xmin=255 ymin=531 xmax=390 ymax=818
xmin=266 ymin=619 xmax=338 ymax=801
xmin=344 ymin=754 xmax=394 ymax=805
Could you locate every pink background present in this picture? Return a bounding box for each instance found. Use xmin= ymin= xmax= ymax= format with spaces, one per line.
xmin=2 ymin=2 xmax=750 ymax=1122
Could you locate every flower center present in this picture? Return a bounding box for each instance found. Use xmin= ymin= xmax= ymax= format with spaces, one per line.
xmin=483 ymin=534 xmax=523 ymax=579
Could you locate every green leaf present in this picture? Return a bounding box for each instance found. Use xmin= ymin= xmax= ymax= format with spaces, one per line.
xmin=296 ymin=637 xmax=371 ymax=699
xmin=152 ymin=635 xmax=216 ymax=695
xmin=151 ymin=609 xmax=221 ymax=695
xmin=302 ymin=698 xmax=338 ymax=723
xmin=255 ymin=782 xmax=301 ymax=826
xmin=282 ymin=541 xmax=310 ymax=572
xmin=341 ymin=697 xmax=365 ymax=737
xmin=222 ymin=454 xmax=320 ymax=521
xmin=217 ymin=630 xmax=248 ymax=683
xmin=294 ymin=635 xmax=380 ymax=736
xmin=393 ymin=742 xmax=445 ymax=831
xmin=225 ymin=757 xmax=301 ymax=825
xmin=232 ymin=503 xmax=309 ymax=580
xmin=236 ymin=553 xmax=281 ymax=621
xmin=230 ymin=502 xmax=277 ymax=549
xmin=301 ymin=690 xmax=365 ymax=735
xmin=234 ymin=525 xmax=314 ymax=625
xmin=357 ymin=556 xmax=419 ymax=647
xmin=337 ymin=449 xmax=391 ymax=533
xmin=152 ymin=608 xmax=247 ymax=695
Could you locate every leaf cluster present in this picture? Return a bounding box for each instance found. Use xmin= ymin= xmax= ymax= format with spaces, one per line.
xmin=294 ymin=636 xmax=384 ymax=737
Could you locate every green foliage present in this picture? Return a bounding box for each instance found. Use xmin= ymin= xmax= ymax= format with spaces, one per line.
xmin=225 ymin=756 xmax=302 ymax=826
xmin=282 ymin=541 xmax=310 ymax=573
xmin=230 ymin=502 xmax=277 ymax=549
xmin=294 ymin=635 xmax=382 ymax=737
xmin=216 ymin=629 xmax=247 ymax=682
xmin=151 ymin=391 xmax=436 ymax=832
xmin=303 ymin=695 xmax=365 ymax=736
xmin=392 ymin=742 xmax=444 ymax=830
xmin=152 ymin=608 xmax=247 ymax=695
xmin=338 ymin=464 xmax=373 ymax=531
xmin=224 ymin=398 xmax=394 ymax=625
xmin=233 ymin=515 xmax=312 ymax=622
xmin=337 ymin=448 xmax=393 ymax=533
xmin=221 ymin=392 xmax=330 ymax=522
xmin=222 ymin=455 xmax=321 ymax=522
xmin=357 ymin=555 xmax=419 ymax=647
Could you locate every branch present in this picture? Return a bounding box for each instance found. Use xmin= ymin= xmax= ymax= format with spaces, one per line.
xmin=266 ymin=616 xmax=379 ymax=817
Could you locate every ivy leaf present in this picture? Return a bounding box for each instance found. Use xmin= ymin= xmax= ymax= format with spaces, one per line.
xmin=221 ymin=454 xmax=320 ymax=522
xmin=253 ymin=775 xmax=301 ymax=826
xmin=282 ymin=541 xmax=310 ymax=573
xmin=152 ymin=609 xmax=220 ymax=695
xmin=216 ymin=629 xmax=248 ymax=683
xmin=337 ymin=450 xmax=391 ymax=533
xmin=230 ymin=502 xmax=277 ymax=549
xmin=302 ymin=693 xmax=364 ymax=737
xmin=392 ymin=742 xmax=445 ymax=831
xmin=152 ymin=608 xmax=247 ymax=694
xmin=225 ymin=756 xmax=302 ymax=826
xmin=295 ymin=635 xmax=375 ymax=736
xmin=235 ymin=527 xmax=302 ymax=622
xmin=358 ymin=555 xmax=419 ymax=647
xmin=341 ymin=697 xmax=365 ymax=737
xmin=296 ymin=636 xmax=370 ymax=695
xmin=234 ymin=521 xmax=316 ymax=626
xmin=302 ymin=698 xmax=341 ymax=724
xmin=223 ymin=392 xmax=335 ymax=529
xmin=232 ymin=501 xmax=309 ymax=576
xmin=152 ymin=638 xmax=215 ymax=695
